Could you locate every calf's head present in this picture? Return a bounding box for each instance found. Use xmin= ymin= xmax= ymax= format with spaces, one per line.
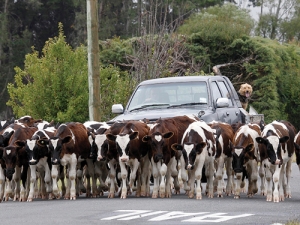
xmin=230 ymin=142 xmax=254 ymax=173
xmin=172 ymin=141 xmax=206 ymax=170
xmin=41 ymin=135 xmax=73 ymax=165
xmin=0 ymin=145 xmax=23 ymax=180
xmin=16 ymin=138 xmax=49 ymax=165
xmin=107 ymin=131 xmax=139 ymax=163
xmin=256 ymin=135 xmax=289 ymax=165
xmin=142 ymin=131 xmax=173 ymax=163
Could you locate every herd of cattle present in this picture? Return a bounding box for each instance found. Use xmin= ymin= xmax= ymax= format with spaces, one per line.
xmin=0 ymin=115 xmax=300 ymax=203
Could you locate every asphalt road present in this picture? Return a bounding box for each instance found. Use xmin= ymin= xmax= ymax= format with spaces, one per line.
xmin=1 ymin=164 xmax=300 ymax=225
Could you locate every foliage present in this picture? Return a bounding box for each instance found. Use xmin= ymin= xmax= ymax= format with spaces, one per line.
xmin=177 ymin=5 xmax=300 ymax=128
xmin=178 ymin=4 xmax=254 ymax=73
xmin=0 ymin=0 xmax=231 ymax=120
xmin=279 ymin=1 xmax=300 ymax=43
xmin=3 ymin=0 xmax=300 ymax=131
xmin=7 ymin=24 xmax=135 ymax=123
xmin=276 ymin=44 xmax=300 ymax=129
xmin=286 ymin=220 xmax=300 ymax=225
xmin=99 ymin=37 xmax=133 ymax=68
xmin=243 ymin=37 xmax=300 ymax=127
xmin=177 ymin=4 xmax=254 ymax=39
xmin=255 ymin=0 xmax=300 ymax=42
xmin=7 ymin=23 xmax=89 ymax=123
xmin=99 ymin=66 xmax=135 ymax=121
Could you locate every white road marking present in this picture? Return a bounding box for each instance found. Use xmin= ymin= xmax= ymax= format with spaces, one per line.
xmin=184 ymin=213 xmax=254 ymax=222
xmin=101 ymin=210 xmax=254 ymax=222
xmin=149 ymin=211 xmax=208 ymax=221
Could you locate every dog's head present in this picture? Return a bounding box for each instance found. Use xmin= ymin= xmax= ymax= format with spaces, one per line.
xmin=238 ymin=83 xmax=252 ymax=98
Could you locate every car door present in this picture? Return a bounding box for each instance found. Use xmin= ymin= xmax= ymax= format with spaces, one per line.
xmin=210 ymin=79 xmax=241 ymax=124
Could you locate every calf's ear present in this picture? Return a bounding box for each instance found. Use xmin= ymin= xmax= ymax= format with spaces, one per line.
xmin=163 ymin=131 xmax=174 ymax=139
xmin=62 ymin=135 xmax=72 ymax=144
xmin=256 ymin=137 xmax=266 ymax=145
xmin=106 ymin=133 xmax=116 ymax=142
xmin=15 ymin=140 xmax=26 ymax=147
xmin=195 ymin=142 xmax=206 ymax=154
xmin=245 ymin=143 xmax=254 ymax=152
xmin=129 ymin=131 xmax=139 ymax=140
xmin=294 ymin=142 xmax=300 ymax=151
xmin=171 ymin=143 xmax=183 ymax=151
xmin=87 ymin=131 xmax=95 ymax=140
xmin=142 ymin=135 xmax=151 ymax=142
xmin=279 ymin=136 xmax=289 ymax=143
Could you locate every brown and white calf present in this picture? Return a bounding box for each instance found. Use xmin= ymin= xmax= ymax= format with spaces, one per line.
xmin=16 ymin=127 xmax=57 ymax=201
xmin=0 ymin=126 xmax=37 ymax=202
xmin=0 ymin=123 xmax=28 ymax=147
xmin=107 ymin=120 xmax=150 ymax=199
xmin=40 ymin=122 xmax=91 ymax=200
xmin=208 ymin=121 xmax=234 ymax=197
xmin=256 ymin=120 xmax=296 ymax=202
xmin=0 ymin=122 xmax=28 ymax=201
xmin=230 ymin=123 xmax=261 ymax=199
xmin=15 ymin=115 xmax=42 ymax=127
xmin=172 ymin=120 xmax=216 ymax=199
xmin=142 ymin=115 xmax=196 ymax=198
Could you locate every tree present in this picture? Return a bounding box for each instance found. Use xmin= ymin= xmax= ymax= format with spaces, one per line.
xmin=255 ymin=0 xmax=300 ymax=42
xmin=7 ymin=24 xmax=89 ymax=122
xmin=99 ymin=65 xmax=134 ymax=121
xmin=0 ymin=0 xmax=80 ymax=120
xmin=279 ymin=0 xmax=300 ymax=43
xmin=6 ymin=24 xmax=133 ymax=122
xmin=0 ymin=0 xmax=34 ymax=119
xmin=174 ymin=3 xmax=300 ymax=127
xmin=177 ymin=3 xmax=254 ymax=73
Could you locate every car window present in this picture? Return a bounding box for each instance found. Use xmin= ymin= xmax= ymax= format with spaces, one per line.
xmin=127 ymin=81 xmax=208 ymax=110
xmin=217 ymin=81 xmax=233 ymax=107
xmin=211 ymin=81 xmax=222 ymax=103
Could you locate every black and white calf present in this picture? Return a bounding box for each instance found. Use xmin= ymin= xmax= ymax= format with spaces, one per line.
xmin=107 ymin=121 xmax=150 ymax=199
xmin=39 ymin=122 xmax=91 ymax=200
xmin=98 ymin=122 xmax=128 ymax=198
xmin=256 ymin=120 xmax=296 ymax=202
xmin=0 ymin=117 xmax=14 ymax=132
xmin=84 ymin=121 xmax=110 ymax=197
xmin=172 ymin=120 xmax=216 ymax=199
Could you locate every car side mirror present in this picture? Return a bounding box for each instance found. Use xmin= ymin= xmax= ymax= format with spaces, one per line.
xmin=216 ymin=98 xmax=229 ymax=108
xmin=112 ymin=104 xmax=124 ymax=114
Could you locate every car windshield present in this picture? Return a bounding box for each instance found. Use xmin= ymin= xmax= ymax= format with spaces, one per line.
xmin=127 ymin=81 xmax=208 ymax=111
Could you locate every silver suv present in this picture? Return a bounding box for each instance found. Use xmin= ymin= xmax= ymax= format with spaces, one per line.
xmin=110 ymin=75 xmax=259 ymax=124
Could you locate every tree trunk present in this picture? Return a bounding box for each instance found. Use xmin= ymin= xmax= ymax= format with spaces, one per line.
xmin=87 ymin=0 xmax=101 ymax=121
xmin=137 ymin=0 xmax=141 ymax=36
xmin=270 ymin=0 xmax=283 ymax=39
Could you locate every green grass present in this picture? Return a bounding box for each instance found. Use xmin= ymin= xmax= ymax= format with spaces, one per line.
xmin=286 ymin=220 xmax=300 ymax=225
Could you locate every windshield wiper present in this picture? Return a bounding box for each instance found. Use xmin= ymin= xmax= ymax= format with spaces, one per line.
xmin=168 ymin=102 xmax=206 ymax=108
xmin=129 ymin=103 xmax=170 ymax=112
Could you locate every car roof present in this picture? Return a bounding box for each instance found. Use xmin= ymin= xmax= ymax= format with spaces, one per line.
xmin=138 ymin=75 xmax=224 ymax=85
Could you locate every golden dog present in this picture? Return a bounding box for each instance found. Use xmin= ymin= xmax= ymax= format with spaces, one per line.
xmin=238 ymin=83 xmax=253 ymax=110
